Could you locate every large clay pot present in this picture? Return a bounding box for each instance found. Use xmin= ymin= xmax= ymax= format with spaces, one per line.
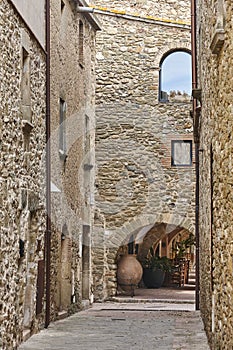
xmin=117 ymin=254 xmax=143 ymax=294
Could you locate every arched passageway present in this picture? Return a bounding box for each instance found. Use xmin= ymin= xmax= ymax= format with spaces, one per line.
xmin=114 ymin=221 xmax=196 ymax=304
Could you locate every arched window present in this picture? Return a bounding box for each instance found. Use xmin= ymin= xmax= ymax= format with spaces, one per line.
xmin=159 ymin=50 xmax=191 ymax=102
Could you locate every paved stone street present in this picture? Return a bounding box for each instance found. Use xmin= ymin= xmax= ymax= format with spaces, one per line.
xmin=19 ymin=301 xmax=209 ymax=350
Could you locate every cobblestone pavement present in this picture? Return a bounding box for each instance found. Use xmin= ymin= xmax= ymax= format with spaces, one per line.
xmin=19 ymin=302 xmax=210 ymax=350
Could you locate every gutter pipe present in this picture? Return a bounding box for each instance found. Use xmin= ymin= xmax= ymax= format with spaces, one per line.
xmin=77 ymin=4 xmax=190 ymax=30
xmin=191 ymin=0 xmax=200 ymax=311
xmin=45 ymin=0 xmax=51 ymax=328
xmin=77 ymin=0 xmax=101 ymax=31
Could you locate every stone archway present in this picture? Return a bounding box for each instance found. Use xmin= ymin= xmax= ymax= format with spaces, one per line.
xmin=107 ymin=213 xmax=194 ymax=251
xmin=155 ymin=43 xmax=191 ymax=68
xmin=135 ymin=223 xmax=194 ymax=265
xmin=114 ymin=221 xmax=195 ymax=294
xmin=92 ymin=214 xmax=195 ymax=299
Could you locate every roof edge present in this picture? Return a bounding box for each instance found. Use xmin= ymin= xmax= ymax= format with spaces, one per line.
xmin=77 ymin=0 xmax=101 ymax=30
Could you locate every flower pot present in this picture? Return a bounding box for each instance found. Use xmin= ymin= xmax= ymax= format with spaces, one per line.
xmin=117 ymin=254 xmax=143 ymax=294
xmin=143 ymin=268 xmax=165 ymax=288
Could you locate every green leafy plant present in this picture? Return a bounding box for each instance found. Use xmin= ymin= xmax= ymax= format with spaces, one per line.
xmin=173 ymin=234 xmax=196 ymax=259
xmin=143 ymin=247 xmax=173 ymax=272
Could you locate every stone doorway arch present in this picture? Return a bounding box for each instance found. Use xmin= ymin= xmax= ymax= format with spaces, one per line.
xmin=93 ymin=214 xmax=195 ymax=301
xmin=114 ymin=221 xmax=195 ymax=297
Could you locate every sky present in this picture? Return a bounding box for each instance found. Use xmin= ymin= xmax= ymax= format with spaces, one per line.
xmin=161 ymin=51 xmax=192 ymax=95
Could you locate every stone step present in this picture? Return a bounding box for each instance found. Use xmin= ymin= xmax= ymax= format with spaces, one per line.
xmin=109 ymin=297 xmax=195 ymax=305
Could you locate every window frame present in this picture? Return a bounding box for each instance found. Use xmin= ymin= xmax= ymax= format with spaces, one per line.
xmin=171 ymin=140 xmax=193 ymax=167
xmin=159 ymin=49 xmax=191 ymax=103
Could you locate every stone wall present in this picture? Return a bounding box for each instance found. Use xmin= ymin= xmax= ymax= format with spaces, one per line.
xmin=197 ymin=0 xmax=233 ymax=348
xmin=0 ymin=0 xmax=46 ymax=348
xmin=93 ymin=0 xmax=191 ymax=23
xmin=92 ymin=1 xmax=195 ymax=299
xmin=49 ymin=0 xmax=98 ymax=318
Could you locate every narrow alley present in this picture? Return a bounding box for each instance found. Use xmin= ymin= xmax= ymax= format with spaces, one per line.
xmin=1 ymin=0 xmax=232 ymax=349
xmin=20 ymin=268 xmax=210 ymax=350
xmin=19 ymin=301 xmax=209 ymax=350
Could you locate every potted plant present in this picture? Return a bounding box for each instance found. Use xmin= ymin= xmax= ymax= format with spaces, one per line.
xmin=173 ymin=234 xmax=195 ymax=259
xmin=142 ymin=247 xmax=173 ymax=288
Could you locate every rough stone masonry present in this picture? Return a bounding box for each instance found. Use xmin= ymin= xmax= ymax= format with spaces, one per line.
xmin=92 ymin=0 xmax=195 ymax=300
xmin=0 ymin=0 xmax=46 ymax=348
xmin=196 ymin=0 xmax=233 ymax=348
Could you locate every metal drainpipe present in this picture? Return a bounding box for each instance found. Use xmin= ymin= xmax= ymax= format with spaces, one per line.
xmin=45 ymin=0 xmax=51 ymax=328
xmin=194 ymin=123 xmax=200 ymax=312
xmin=191 ymin=0 xmax=200 ymax=311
